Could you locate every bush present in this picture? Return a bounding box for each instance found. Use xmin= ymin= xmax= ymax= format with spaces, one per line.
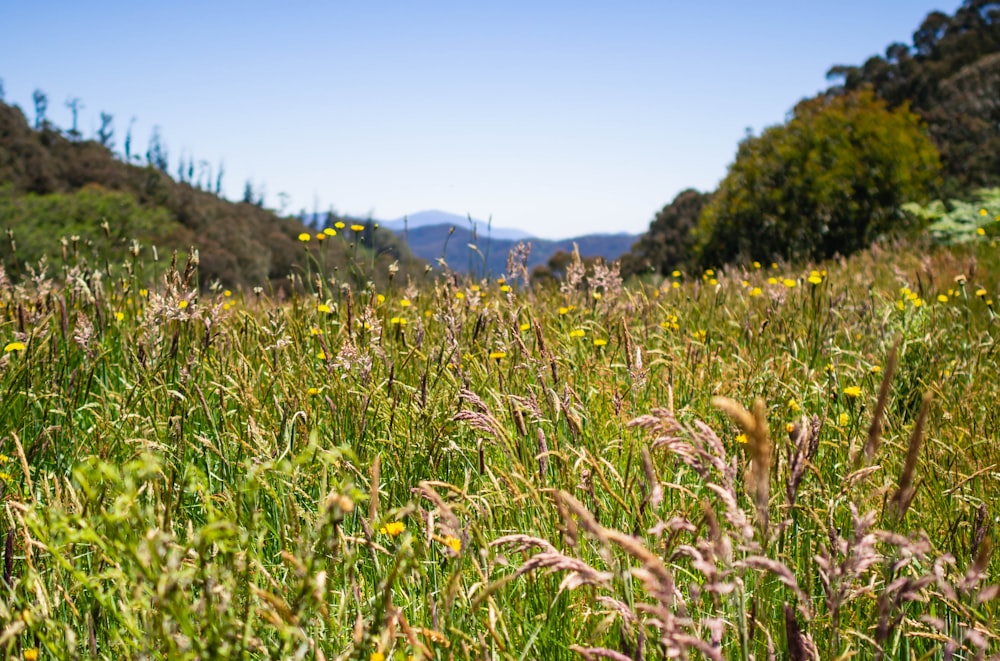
xmin=693 ymin=90 xmax=941 ymax=267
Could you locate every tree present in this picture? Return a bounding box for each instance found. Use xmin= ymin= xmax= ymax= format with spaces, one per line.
xmin=97 ymin=112 xmax=114 ymax=148
xmin=65 ymin=97 xmax=83 ymax=139
xmin=32 ymin=89 xmax=48 ymax=129
xmin=146 ymin=126 xmax=168 ymax=172
xmin=621 ymin=188 xmax=710 ymax=276
xmin=692 ymin=90 xmax=941 ymax=267
xmin=124 ymin=117 xmax=136 ymax=162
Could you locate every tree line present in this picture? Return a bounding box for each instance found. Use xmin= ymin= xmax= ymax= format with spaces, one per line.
xmin=624 ymin=0 xmax=999 ymax=275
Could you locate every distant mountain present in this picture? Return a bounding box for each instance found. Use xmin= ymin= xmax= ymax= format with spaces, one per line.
xmin=383 ymin=210 xmax=534 ymax=241
xmin=400 ymin=223 xmax=636 ymax=277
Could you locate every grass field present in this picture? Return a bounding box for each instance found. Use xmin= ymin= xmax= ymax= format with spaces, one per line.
xmin=0 ymin=237 xmax=998 ymax=660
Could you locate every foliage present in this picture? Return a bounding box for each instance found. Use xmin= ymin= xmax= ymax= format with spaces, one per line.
xmin=0 ymin=232 xmax=998 ymax=658
xmin=692 ymin=90 xmax=940 ymax=267
xmin=0 ymin=184 xmax=181 ymax=274
xmin=903 ymin=187 xmax=1000 ymax=244
xmin=620 ymin=188 xmax=710 ymax=276
xmin=827 ymin=0 xmax=1000 ymax=192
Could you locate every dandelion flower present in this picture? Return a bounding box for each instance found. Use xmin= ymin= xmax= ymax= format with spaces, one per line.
xmin=316 ymin=233 xmax=325 ymax=241
xmin=937 ymin=294 xmax=949 ymax=303
xmin=350 ymin=224 xmax=365 ymax=232
xmin=593 ymin=338 xmax=607 ymax=347
xmin=455 ymin=291 xmax=465 ymax=300
xmin=23 ymin=649 xmax=38 ymax=661
xmin=317 ymin=350 xmax=327 ymax=360
xmin=308 ymin=387 xmax=321 ymax=396
xmin=500 ymin=284 xmax=511 ymax=293
xmin=752 ymin=261 xmax=761 ymax=269
xmin=787 ymin=398 xmax=800 ymax=413
xmin=783 ymin=278 xmax=797 ymax=288
xmin=749 ymin=287 xmax=763 ymax=297
xmin=370 ymin=653 xmax=385 ymax=661
xmin=335 ymin=221 xmax=346 ymax=229
xmin=736 ymin=433 xmax=748 ymax=444
xmin=380 ymin=521 xmax=405 ymax=537
xmin=178 ymin=300 xmax=189 ymax=310
xmin=140 ymin=288 xmax=149 ymax=297
xmin=807 ymin=273 xmax=823 ymax=285
xmin=324 ymin=227 xmax=337 ymax=236
xmin=843 ymin=385 xmax=862 ymax=398
xmin=390 ymin=317 xmax=407 ymax=326
xmin=976 ymin=288 xmax=988 ymax=298
xmin=839 ymin=412 xmax=849 ymax=426
xmin=298 ymin=233 xmax=311 ymax=242
xmin=400 ymin=299 xmax=412 ymax=307
xmin=488 ymin=351 xmax=506 ymax=360
xmin=309 ymin=326 xmax=323 ymax=336
xmin=569 ymin=328 xmax=585 ymax=338
xmin=767 ymin=277 xmax=778 ymax=285
xmin=317 ymin=304 xmax=332 ymax=314
xmin=785 ymin=422 xmax=795 ymax=433
xmin=977 ymin=227 xmax=986 ymax=236
xmin=980 ymin=208 xmax=989 ymax=216
xmin=443 ymin=536 xmax=462 ymax=553
xmin=519 ymin=322 xmax=530 ymax=331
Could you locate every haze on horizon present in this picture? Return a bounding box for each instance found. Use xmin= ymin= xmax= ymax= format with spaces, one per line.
xmin=1 ymin=1 xmax=946 ymax=239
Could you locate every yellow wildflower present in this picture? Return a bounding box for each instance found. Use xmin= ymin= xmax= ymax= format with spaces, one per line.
xmin=317 ymin=304 xmax=332 ymax=313
xmin=807 ymin=273 xmax=822 ymax=285
xmin=871 ymin=365 xmax=881 ymax=374
xmin=569 ymin=329 xmax=585 ymax=338
xmin=178 ymin=300 xmax=189 ymax=310
xmin=937 ymin=294 xmax=948 ymax=303
xmin=593 ymin=338 xmax=608 ymax=347
xmin=317 ymin=350 xmax=327 ymax=360
xmin=308 ymin=387 xmax=321 ymax=396
xmin=787 ymin=398 xmax=800 ymax=413
xmin=501 ymin=284 xmax=511 ymax=293
xmin=976 ymin=288 xmax=988 ymax=298
xmin=839 ymin=412 xmax=849 ymax=426
xmin=455 ymin=292 xmax=465 ymax=300
xmin=767 ymin=277 xmax=778 ymax=285
xmin=443 ymin=536 xmax=462 ymax=553
xmin=843 ymin=385 xmax=862 ymax=398
xmin=390 ymin=317 xmax=407 ymax=325
xmin=350 ymin=224 xmax=365 ymax=232
xmin=23 ymin=649 xmax=38 ymax=661
xmin=489 ymin=351 xmax=506 ymax=360
xmin=752 ymin=261 xmax=761 ymax=269
xmin=977 ymin=227 xmax=986 ymax=236
xmin=370 ymin=653 xmax=385 ymax=661
xmin=519 ymin=322 xmax=531 ymax=331
xmin=115 ymin=311 xmax=125 ymax=322
xmin=335 ymin=221 xmax=346 ymax=229
xmin=783 ymin=278 xmax=797 ymax=288
xmin=400 ymin=299 xmax=412 ymax=307
xmin=736 ymin=433 xmax=748 ymax=444
xmin=298 ymin=233 xmax=311 ymax=242
xmin=224 ymin=289 xmax=232 ymax=297
xmin=380 ymin=521 xmax=405 ymax=537
xmin=749 ymin=287 xmax=763 ymax=297
xmin=324 ymin=227 xmax=337 ymax=236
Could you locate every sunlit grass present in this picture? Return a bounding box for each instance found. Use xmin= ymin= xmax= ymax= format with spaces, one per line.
xmin=0 ymin=237 xmax=998 ymax=659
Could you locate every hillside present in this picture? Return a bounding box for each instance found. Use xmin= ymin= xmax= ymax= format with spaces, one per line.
xmin=401 ymin=222 xmax=636 ymax=277
xmin=0 ymin=100 xmax=426 ymax=289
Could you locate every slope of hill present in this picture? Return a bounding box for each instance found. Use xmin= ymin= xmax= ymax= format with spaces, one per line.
xmin=0 ymin=100 xmax=426 ymax=288
xmin=401 ymin=222 xmax=635 ymax=277
xmin=382 ymin=210 xmax=534 ymax=240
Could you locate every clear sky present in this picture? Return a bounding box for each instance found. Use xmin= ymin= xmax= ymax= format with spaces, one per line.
xmin=1 ymin=1 xmax=948 ymax=239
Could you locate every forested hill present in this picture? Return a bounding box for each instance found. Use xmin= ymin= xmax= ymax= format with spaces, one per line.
xmin=826 ymin=0 xmax=1000 ymax=193
xmin=0 ymin=100 xmax=425 ymax=289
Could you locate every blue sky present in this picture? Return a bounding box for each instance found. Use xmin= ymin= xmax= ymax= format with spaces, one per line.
xmin=2 ymin=1 xmax=948 ymax=238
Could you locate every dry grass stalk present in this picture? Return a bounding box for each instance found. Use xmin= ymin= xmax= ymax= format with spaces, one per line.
xmin=889 ymin=391 xmax=932 ymax=520
xmin=861 ymin=336 xmax=900 ymax=466
xmin=569 ymin=644 xmax=633 ymax=661
xmin=713 ymin=397 xmax=771 ymax=536
xmin=786 ymin=415 xmax=820 ymax=509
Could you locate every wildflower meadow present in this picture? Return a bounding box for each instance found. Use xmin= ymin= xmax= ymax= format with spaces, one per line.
xmin=0 ymin=234 xmax=999 ymax=660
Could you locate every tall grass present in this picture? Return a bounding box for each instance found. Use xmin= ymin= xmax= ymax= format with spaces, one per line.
xmin=0 ymin=236 xmax=998 ymax=659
